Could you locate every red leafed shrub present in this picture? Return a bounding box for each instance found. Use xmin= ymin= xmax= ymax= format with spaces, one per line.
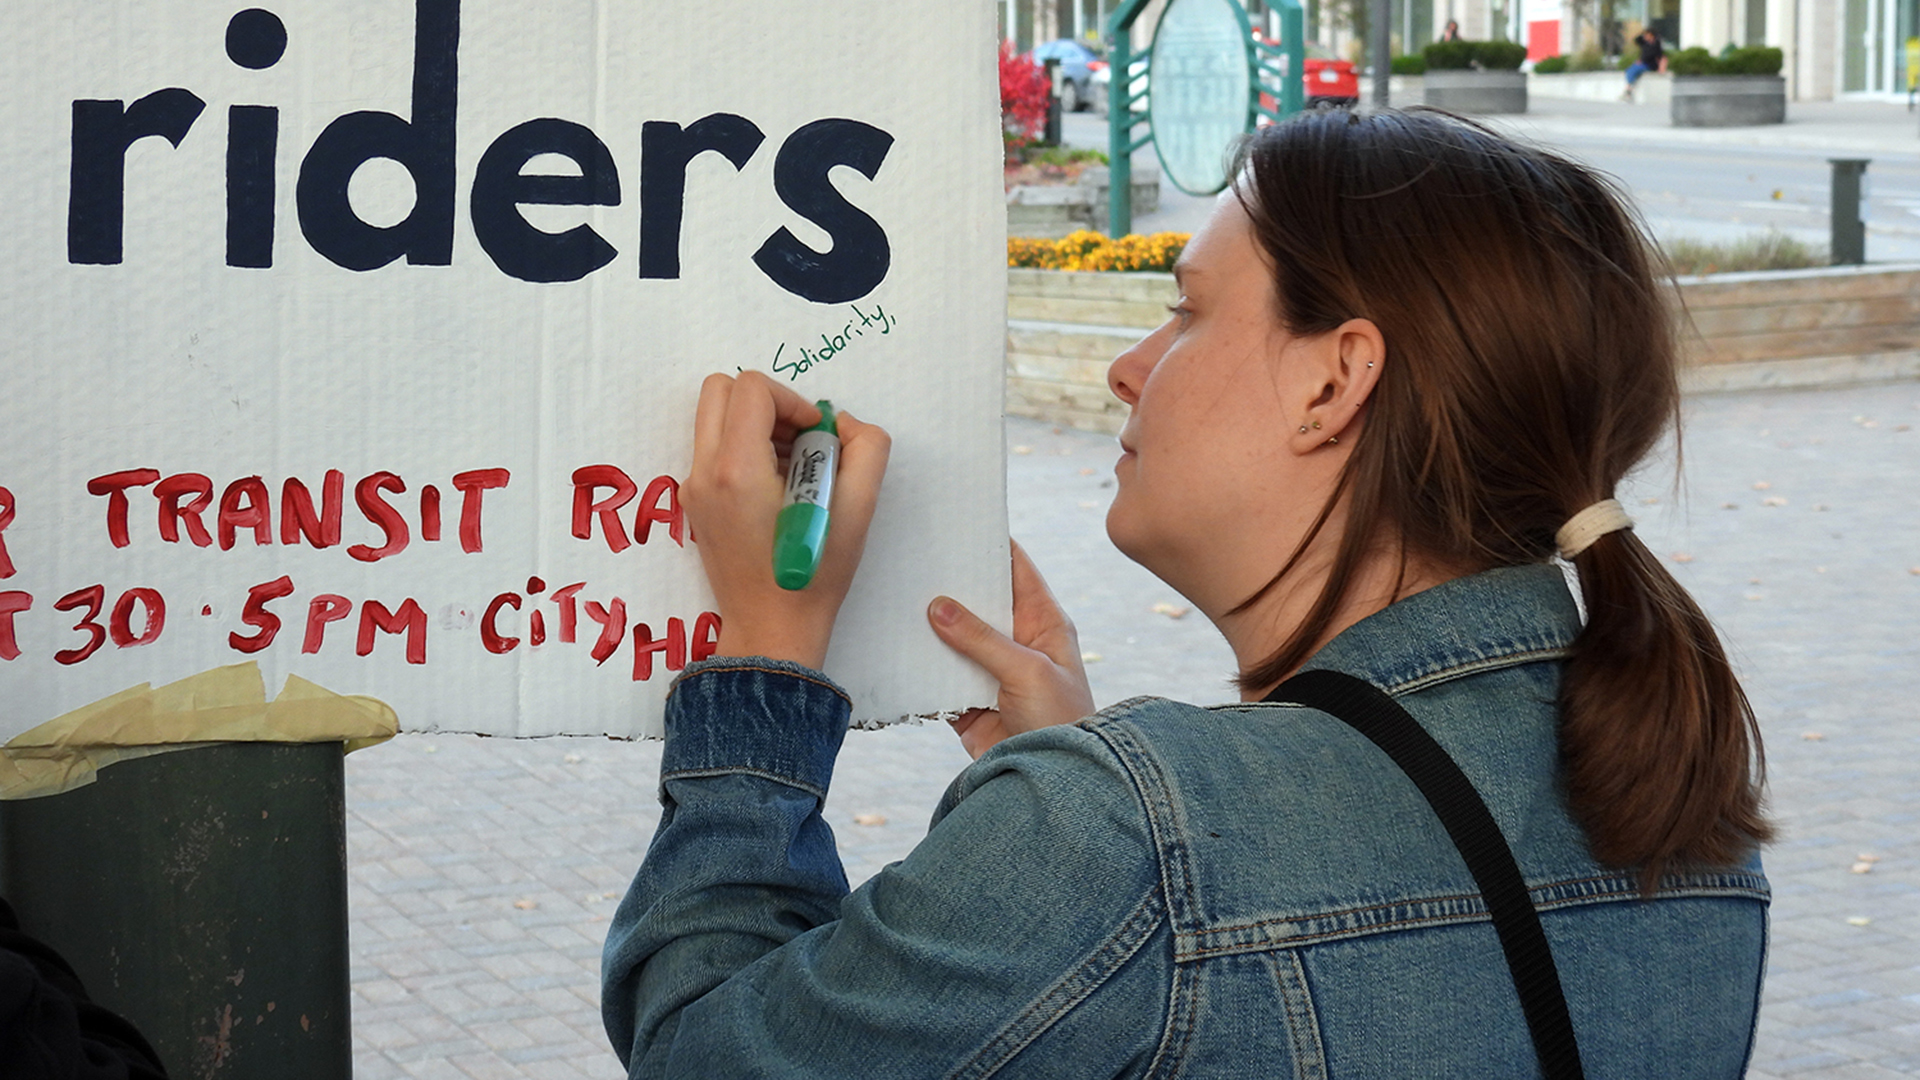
xmin=1000 ymin=41 xmax=1050 ymax=156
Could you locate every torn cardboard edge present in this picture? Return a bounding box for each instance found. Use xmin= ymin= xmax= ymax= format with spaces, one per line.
xmin=0 ymin=662 xmax=398 ymax=800
xmin=854 ymin=711 xmax=970 ymax=732
xmin=408 ymin=707 xmax=983 ymax=740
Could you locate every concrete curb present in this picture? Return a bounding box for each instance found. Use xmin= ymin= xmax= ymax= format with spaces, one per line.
xmin=1482 ymin=113 xmax=1920 ymax=156
xmin=1679 ymin=350 xmax=1920 ymax=393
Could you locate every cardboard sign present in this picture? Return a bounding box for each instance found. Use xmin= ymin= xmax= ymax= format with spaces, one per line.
xmin=0 ymin=0 xmax=1008 ymax=739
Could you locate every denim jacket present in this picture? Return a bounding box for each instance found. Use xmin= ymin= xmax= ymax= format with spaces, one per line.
xmin=601 ymin=564 xmax=1769 ymax=1078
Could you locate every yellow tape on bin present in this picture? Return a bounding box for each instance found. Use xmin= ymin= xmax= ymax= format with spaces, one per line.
xmin=0 ymin=662 xmax=397 ymax=800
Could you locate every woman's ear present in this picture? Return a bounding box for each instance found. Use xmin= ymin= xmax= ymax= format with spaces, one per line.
xmin=1287 ymin=318 xmax=1384 ymax=452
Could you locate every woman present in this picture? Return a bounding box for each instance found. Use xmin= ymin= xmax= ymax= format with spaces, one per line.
xmin=1440 ymin=18 xmax=1463 ymax=40
xmin=601 ymin=109 xmax=1771 ymax=1078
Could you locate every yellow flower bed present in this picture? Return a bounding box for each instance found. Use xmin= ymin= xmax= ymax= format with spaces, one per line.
xmin=1007 ymin=230 xmax=1189 ymax=272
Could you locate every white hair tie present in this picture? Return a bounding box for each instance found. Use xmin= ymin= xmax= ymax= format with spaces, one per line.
xmin=1556 ymin=499 xmax=1633 ymax=559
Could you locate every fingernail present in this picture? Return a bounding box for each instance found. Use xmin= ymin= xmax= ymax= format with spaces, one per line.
xmin=931 ymin=598 xmax=960 ymax=626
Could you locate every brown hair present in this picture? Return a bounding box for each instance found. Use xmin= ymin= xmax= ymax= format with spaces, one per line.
xmin=1231 ymin=108 xmax=1770 ymax=886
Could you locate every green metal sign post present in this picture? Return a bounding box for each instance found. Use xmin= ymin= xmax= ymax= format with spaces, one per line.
xmin=1105 ymin=0 xmax=1304 ymax=236
xmin=0 ymin=742 xmax=352 ymax=1079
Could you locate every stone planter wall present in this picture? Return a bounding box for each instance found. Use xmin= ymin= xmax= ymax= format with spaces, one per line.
xmin=1671 ymin=75 xmax=1786 ymax=126
xmin=1007 ymin=165 xmax=1161 ymax=238
xmin=1007 ymin=265 xmax=1920 ymax=433
xmin=1676 ymin=263 xmax=1920 ymax=389
xmin=1006 ymin=269 xmax=1174 ymax=432
xmin=1423 ymin=69 xmax=1528 ymax=113
xmin=1530 ymin=70 xmax=1671 ymax=104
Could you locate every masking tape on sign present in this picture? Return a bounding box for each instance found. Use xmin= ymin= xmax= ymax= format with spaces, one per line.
xmin=0 ymin=662 xmax=397 ymax=800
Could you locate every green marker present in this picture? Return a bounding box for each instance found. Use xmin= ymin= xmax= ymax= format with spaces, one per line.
xmin=773 ymin=401 xmax=838 ymax=590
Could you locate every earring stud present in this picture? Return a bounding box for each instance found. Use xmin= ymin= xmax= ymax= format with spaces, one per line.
xmin=1311 ymin=420 xmax=1322 ymax=430
xmin=1298 ymin=425 xmax=1308 ymax=433
xmin=1327 ymin=436 xmax=1339 ymax=445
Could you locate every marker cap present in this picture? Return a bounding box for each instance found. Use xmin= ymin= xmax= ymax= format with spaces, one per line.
xmin=773 ymin=502 xmax=831 ymax=589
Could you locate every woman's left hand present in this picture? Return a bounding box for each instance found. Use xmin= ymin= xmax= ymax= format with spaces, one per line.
xmin=681 ymin=371 xmax=891 ymax=670
xmin=928 ymin=540 xmax=1095 ymax=758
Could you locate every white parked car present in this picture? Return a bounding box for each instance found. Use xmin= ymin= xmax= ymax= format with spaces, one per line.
xmin=1030 ymin=38 xmax=1107 ymax=112
xmin=1091 ymin=58 xmax=1150 ymax=117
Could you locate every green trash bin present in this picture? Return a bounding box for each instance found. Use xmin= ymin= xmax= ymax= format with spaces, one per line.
xmin=0 ymin=741 xmax=351 ymax=1079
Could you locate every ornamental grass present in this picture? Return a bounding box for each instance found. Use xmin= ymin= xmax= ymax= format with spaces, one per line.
xmin=1662 ymin=231 xmax=1825 ymax=275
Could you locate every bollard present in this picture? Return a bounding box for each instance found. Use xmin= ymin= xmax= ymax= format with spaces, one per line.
xmin=1044 ymin=58 xmax=1063 ymax=146
xmin=1829 ymin=158 xmax=1869 ymax=265
xmin=1369 ymin=0 xmax=1391 ymax=106
xmin=0 ymin=741 xmax=351 ymax=1080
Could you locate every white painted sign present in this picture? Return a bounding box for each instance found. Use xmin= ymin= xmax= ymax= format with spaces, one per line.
xmin=0 ymin=0 xmax=1008 ymax=738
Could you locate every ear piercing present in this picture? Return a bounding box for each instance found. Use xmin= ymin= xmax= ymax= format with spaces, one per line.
xmin=1301 ymin=419 xmax=1340 ymax=445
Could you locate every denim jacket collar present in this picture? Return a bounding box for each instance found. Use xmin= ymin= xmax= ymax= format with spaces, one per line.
xmin=1299 ymin=562 xmax=1582 ymax=696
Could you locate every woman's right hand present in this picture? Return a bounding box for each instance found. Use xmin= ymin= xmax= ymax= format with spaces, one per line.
xmin=927 ymin=541 xmax=1095 ymax=759
xmin=681 ymin=371 xmax=890 ymax=671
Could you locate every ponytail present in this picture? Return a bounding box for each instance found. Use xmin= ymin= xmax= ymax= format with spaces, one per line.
xmin=1230 ymin=109 xmax=1773 ymax=889
xmin=1560 ymin=528 xmax=1771 ymax=892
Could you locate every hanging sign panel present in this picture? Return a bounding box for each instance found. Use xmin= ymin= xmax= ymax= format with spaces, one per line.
xmin=0 ymin=0 xmax=1008 ymax=739
xmin=1151 ymin=0 xmax=1255 ymax=195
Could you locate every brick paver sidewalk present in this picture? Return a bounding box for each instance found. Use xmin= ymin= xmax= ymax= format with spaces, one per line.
xmin=348 ymin=381 xmax=1920 ymax=1078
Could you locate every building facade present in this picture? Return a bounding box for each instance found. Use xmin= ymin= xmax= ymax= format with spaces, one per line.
xmin=1000 ymin=0 xmax=1915 ymax=101
xmin=1511 ymin=0 xmax=1911 ymax=99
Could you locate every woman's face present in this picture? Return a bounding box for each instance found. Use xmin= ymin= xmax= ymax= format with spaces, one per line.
xmin=1105 ymin=195 xmax=1345 ymax=617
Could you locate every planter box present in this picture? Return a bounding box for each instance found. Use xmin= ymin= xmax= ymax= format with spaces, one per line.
xmin=1530 ymin=70 xmax=1671 ymax=105
xmin=1423 ymin=69 xmax=1527 ymax=114
xmin=1006 ymin=264 xmax=1920 ymax=432
xmin=1670 ymin=75 xmax=1785 ymax=127
xmin=1006 ymin=267 xmax=1175 ymax=328
xmin=1673 ymin=263 xmax=1920 ymax=389
xmin=1006 ymin=269 xmax=1174 ymax=432
xmin=1007 ymin=165 xmax=1160 ymax=239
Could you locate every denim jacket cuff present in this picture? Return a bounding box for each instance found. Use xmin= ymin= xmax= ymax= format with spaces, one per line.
xmin=661 ymin=657 xmax=853 ymax=799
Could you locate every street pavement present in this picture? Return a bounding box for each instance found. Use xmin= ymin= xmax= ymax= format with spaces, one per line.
xmin=1491 ymin=93 xmax=1920 ymax=157
xmin=1069 ymin=97 xmax=1920 ymax=262
xmin=347 ymin=377 xmax=1920 ymax=1078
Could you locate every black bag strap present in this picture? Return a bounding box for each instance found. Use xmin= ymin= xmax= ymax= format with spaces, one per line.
xmin=1263 ymin=668 xmax=1586 ymax=1080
